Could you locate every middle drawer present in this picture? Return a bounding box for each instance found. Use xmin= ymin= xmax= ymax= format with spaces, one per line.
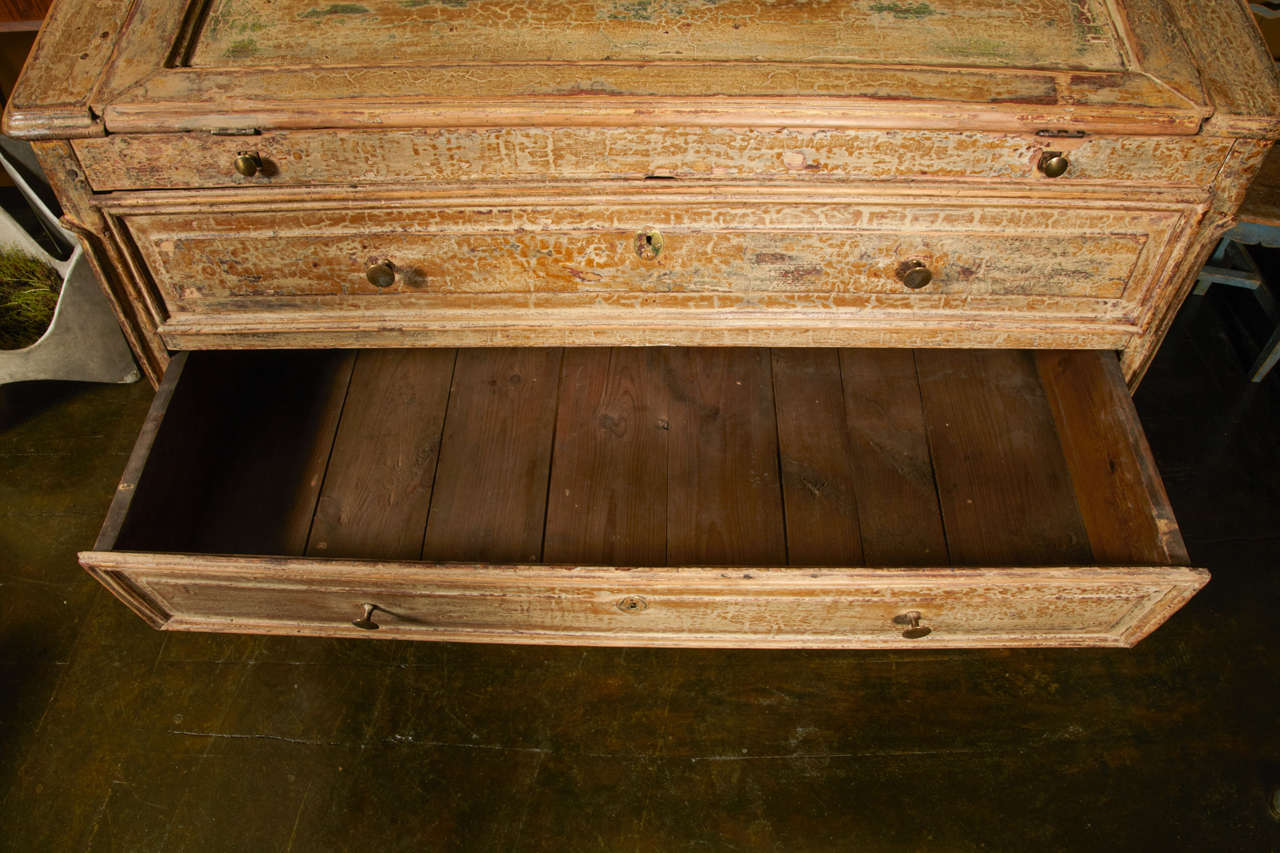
xmin=116 ymin=191 xmax=1190 ymax=344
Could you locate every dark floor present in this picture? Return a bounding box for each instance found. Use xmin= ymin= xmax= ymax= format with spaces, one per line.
xmin=1 ymin=292 xmax=1278 ymax=851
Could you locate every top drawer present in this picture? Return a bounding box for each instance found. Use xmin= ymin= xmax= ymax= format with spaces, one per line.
xmin=72 ymin=128 xmax=1236 ymax=192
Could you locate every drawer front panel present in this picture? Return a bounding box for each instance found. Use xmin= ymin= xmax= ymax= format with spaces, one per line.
xmin=77 ymin=128 xmax=1235 ymax=192
xmin=95 ymin=560 xmax=1206 ymax=648
xmin=123 ymin=199 xmax=1178 ymax=316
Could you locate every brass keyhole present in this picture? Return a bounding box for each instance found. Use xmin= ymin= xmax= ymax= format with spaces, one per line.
xmin=635 ymin=230 xmax=663 ymax=260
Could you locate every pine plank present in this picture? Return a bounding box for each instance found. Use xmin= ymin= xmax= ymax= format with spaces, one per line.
xmin=1035 ymin=350 xmax=1188 ymax=565
xmin=664 ymin=348 xmax=786 ymax=566
xmin=307 ymin=349 xmax=456 ymax=561
xmin=770 ymin=348 xmax=863 ymax=567
xmin=421 ymin=348 xmax=563 ymax=564
xmin=543 ymin=348 xmax=668 ymax=566
xmin=915 ymin=349 xmax=1091 ymax=566
xmin=838 ymin=349 xmax=947 ymax=566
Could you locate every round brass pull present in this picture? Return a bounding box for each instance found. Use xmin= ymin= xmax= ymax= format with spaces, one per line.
xmin=1038 ymin=150 xmax=1070 ymax=178
xmin=352 ymin=603 xmax=381 ymax=630
xmin=365 ymin=260 xmax=396 ymax=288
xmin=892 ymin=611 xmax=932 ymax=639
xmin=234 ymin=152 xmax=263 ymax=178
xmin=896 ymin=260 xmax=933 ymax=290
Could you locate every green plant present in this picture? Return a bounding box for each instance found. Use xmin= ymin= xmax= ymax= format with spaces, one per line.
xmin=0 ymin=247 xmax=61 ymax=350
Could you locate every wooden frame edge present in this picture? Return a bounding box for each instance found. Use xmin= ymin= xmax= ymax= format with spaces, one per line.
xmin=92 ymin=351 xmax=186 ymax=551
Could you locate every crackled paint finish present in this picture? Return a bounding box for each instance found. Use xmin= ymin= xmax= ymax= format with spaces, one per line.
xmin=122 ymin=201 xmax=1166 ymax=306
xmin=192 ymin=0 xmax=1122 ymax=69
xmin=74 ymin=129 xmax=1236 ymax=191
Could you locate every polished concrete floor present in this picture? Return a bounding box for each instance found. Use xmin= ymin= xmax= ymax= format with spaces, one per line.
xmin=1 ymin=293 xmax=1278 ymax=851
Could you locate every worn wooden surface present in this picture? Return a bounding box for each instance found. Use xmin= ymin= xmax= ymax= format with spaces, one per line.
xmin=420 ymin=349 xmax=563 ymax=564
xmin=22 ymin=0 xmax=1208 ymax=136
xmin=107 ymin=188 xmax=1186 ymax=359
xmin=81 ymin=346 xmax=1204 ymax=647
xmin=1036 ymin=349 xmax=1188 ymax=565
xmin=837 ymin=349 xmax=947 ymax=566
xmin=916 ymin=349 xmax=1092 ymax=565
xmin=543 ymin=348 xmax=668 ymax=566
xmin=193 ymin=0 xmax=1125 ymax=70
xmin=121 ymin=198 xmax=1159 ymax=302
xmin=306 ymin=349 xmax=454 ymax=560
xmin=770 ymin=349 xmax=864 ymax=567
xmin=71 ymin=129 xmax=1239 ymax=192
xmin=663 ymin=348 xmax=786 ymax=566
xmin=81 ymin=553 xmax=1208 ymax=648
xmin=3 ymin=0 xmax=1277 ymax=384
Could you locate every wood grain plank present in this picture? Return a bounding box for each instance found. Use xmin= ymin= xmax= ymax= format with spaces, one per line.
xmin=186 ymin=349 xmax=356 ymax=556
xmin=838 ymin=349 xmax=947 ymax=567
xmin=306 ymin=349 xmax=456 ymax=561
xmin=543 ymin=348 xmax=668 ymax=566
xmin=104 ymin=351 xmax=193 ymax=552
xmin=664 ymin=348 xmax=786 ymax=566
xmin=916 ymin=349 xmax=1091 ymax=567
xmin=1035 ymin=349 xmax=1188 ymax=565
xmin=770 ymin=348 xmax=863 ymax=567
xmin=421 ymin=348 xmax=563 ymax=564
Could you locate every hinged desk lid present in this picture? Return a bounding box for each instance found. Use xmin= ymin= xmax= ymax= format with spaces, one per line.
xmin=4 ymin=0 xmax=1274 ymax=138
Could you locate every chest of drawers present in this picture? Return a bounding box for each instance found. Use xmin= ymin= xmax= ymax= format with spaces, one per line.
xmin=7 ymin=0 xmax=1278 ymax=646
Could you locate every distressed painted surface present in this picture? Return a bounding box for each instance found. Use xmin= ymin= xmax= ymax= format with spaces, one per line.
xmin=102 ymin=560 xmax=1198 ymax=648
xmin=75 ymin=128 xmax=1237 ymax=191
xmin=122 ymin=200 xmax=1167 ymax=309
xmin=191 ymin=0 xmax=1123 ymax=70
xmin=7 ymin=0 xmax=1233 ymax=139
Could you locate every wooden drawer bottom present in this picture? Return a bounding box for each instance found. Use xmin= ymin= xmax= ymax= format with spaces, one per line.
xmin=81 ymin=347 xmax=1205 ymax=648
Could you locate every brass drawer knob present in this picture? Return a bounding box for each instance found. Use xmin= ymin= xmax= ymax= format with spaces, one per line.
xmin=1038 ymin=150 xmax=1070 ymax=178
xmin=234 ymin=152 xmax=263 ymax=177
xmin=352 ymin=603 xmax=381 ymax=630
xmin=896 ymin=259 xmax=933 ymax=290
xmin=365 ymin=260 xmax=396 ymax=288
xmin=892 ymin=610 xmax=932 ymax=639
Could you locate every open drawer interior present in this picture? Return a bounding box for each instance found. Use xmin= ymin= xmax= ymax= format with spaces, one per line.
xmin=81 ymin=347 xmax=1206 ymax=648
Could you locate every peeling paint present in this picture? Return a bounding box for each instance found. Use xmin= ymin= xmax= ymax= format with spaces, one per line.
xmin=189 ymin=0 xmax=1122 ymax=71
xmin=224 ymin=38 xmax=258 ymax=58
xmin=868 ymin=2 xmax=935 ymax=20
xmin=299 ymin=3 xmax=371 ymax=18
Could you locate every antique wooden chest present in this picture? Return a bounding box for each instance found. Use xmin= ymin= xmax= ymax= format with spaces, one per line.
xmin=6 ymin=0 xmax=1278 ymax=646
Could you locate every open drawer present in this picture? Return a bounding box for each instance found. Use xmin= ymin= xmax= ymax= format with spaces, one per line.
xmin=81 ymin=347 xmax=1206 ymax=648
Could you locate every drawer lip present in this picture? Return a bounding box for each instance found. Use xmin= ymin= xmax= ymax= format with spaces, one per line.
xmin=79 ymin=550 xmax=1210 ymax=649
xmin=154 ymin=313 xmax=1142 ymax=354
xmin=84 ymin=346 xmax=1204 ymax=648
